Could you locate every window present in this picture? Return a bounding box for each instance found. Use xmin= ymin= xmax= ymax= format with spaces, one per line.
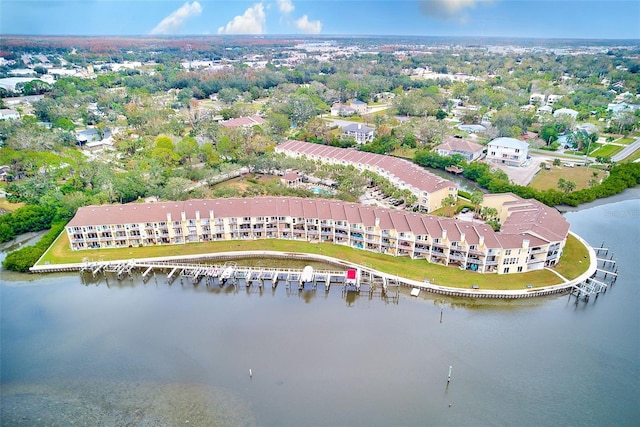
xmin=503 ymin=267 xmax=510 ymax=274
xmin=505 ymin=249 xmax=512 ymax=256
xmin=515 ymin=149 xmax=520 ymax=153
xmin=517 ymin=266 xmax=523 ymax=272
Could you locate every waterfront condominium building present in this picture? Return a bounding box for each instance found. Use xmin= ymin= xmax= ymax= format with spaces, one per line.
xmin=65 ymin=194 xmax=570 ymax=275
xmin=275 ymin=140 xmax=457 ymax=213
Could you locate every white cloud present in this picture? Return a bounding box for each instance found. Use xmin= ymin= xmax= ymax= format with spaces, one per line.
xmin=150 ymin=1 xmax=202 ymax=35
xmin=217 ymin=3 xmax=266 ymax=34
xmin=277 ymin=0 xmax=294 ymax=14
xmin=420 ymin=0 xmax=489 ymax=21
xmin=295 ymin=15 xmax=322 ymax=34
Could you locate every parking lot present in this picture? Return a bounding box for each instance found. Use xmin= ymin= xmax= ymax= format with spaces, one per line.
xmin=488 ymin=155 xmax=547 ymax=186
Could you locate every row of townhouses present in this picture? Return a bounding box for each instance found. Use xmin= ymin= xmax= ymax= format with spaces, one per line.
xmin=275 ymin=140 xmax=457 ymax=213
xmin=66 ymin=194 xmax=569 ymax=275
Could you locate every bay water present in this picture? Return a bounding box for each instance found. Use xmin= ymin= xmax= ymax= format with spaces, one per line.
xmin=1 ymin=190 xmax=639 ymax=426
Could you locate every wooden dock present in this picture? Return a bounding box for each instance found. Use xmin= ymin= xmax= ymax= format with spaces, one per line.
xmin=79 ymin=259 xmax=401 ymax=302
xmin=570 ymin=242 xmax=618 ymax=303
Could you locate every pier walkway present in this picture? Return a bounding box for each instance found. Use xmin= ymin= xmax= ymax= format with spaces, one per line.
xmin=72 ymin=258 xmax=401 ymax=300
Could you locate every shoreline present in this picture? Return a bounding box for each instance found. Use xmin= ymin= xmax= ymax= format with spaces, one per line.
xmin=30 ymin=230 xmax=598 ymax=299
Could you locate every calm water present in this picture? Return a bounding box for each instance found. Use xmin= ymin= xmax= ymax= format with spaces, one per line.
xmin=1 ymin=192 xmax=639 ymax=426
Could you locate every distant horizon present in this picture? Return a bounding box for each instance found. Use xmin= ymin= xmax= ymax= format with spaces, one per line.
xmin=2 ymin=1 xmax=639 ymax=40
xmin=2 ymin=34 xmax=638 ymax=43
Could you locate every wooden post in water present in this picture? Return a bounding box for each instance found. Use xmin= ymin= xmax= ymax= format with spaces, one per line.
xmin=447 ymin=365 xmax=452 ymax=384
xmin=249 ymin=368 xmax=253 ymax=379
xmin=440 ymin=308 xmax=443 ymax=323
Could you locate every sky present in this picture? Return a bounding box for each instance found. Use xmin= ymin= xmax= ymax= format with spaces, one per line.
xmin=1 ymin=0 xmax=639 ymax=39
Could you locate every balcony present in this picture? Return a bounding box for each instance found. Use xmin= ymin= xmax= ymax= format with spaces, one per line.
xmin=468 ymin=248 xmax=486 ymax=256
xmin=414 ymin=245 xmax=430 ymax=254
xmin=431 ymin=241 xmax=449 ymax=249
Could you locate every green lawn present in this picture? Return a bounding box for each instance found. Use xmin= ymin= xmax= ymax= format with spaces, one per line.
xmin=530 ymin=165 xmax=606 ymax=192
xmin=553 ymin=234 xmax=591 ymax=279
xmin=623 ymin=147 xmax=640 ymax=163
xmin=590 ymin=144 xmax=624 ymax=158
xmin=38 ymin=232 xmax=591 ymax=290
xmin=616 ymin=137 xmax=635 ymax=145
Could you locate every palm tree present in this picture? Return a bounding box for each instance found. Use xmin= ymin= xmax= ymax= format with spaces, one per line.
xmin=557 ymin=178 xmax=567 ymax=192
xmin=470 ymin=190 xmax=483 ymax=215
xmin=440 ymin=194 xmax=457 ymax=217
xmin=480 ymin=206 xmax=498 ymax=221
xmin=558 ymin=178 xmax=576 ymax=193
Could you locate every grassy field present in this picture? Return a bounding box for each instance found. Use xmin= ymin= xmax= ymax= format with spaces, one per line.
xmin=623 ymin=147 xmax=640 ymax=163
xmin=38 ymin=231 xmax=590 ymax=290
xmin=530 ymin=165 xmax=605 ymax=191
xmin=590 ymin=144 xmax=624 ymax=158
xmin=0 ymin=198 xmax=24 ymax=212
xmin=552 ymin=234 xmax=591 ymax=279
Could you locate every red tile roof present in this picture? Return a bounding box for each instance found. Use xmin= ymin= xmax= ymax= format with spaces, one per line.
xmin=276 ymin=140 xmax=455 ymax=194
xmin=220 ymin=115 xmax=267 ymax=128
xmin=67 ymin=197 xmax=487 ymax=243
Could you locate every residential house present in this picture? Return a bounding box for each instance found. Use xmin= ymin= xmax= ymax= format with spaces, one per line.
xmin=457 ymin=124 xmax=487 ymax=134
xmin=434 ymin=136 xmax=484 ymax=161
xmin=330 ymin=103 xmax=355 ymax=116
xmin=220 ymin=115 xmax=267 ymax=129
xmin=546 ymin=94 xmax=562 ymax=106
xmin=75 ymin=127 xmax=113 ymax=149
xmin=342 ymin=123 xmax=374 ymax=144
xmin=553 ymin=108 xmax=579 ymax=120
xmin=607 ymin=102 xmax=640 ymax=116
xmin=486 ymin=137 xmax=529 ymax=167
xmin=537 ymin=105 xmax=553 ymax=115
xmin=529 ymin=93 xmax=546 ymax=105
xmin=350 ymin=100 xmax=369 ymax=114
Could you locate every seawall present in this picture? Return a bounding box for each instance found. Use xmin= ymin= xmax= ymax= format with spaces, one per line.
xmin=30 ymin=231 xmax=597 ymax=299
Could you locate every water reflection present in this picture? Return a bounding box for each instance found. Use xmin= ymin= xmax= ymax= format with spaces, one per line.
xmin=2 ymin=197 xmax=639 ymax=427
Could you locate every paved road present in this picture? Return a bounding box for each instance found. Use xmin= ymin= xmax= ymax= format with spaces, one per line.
xmin=612 ymin=138 xmax=640 ymax=162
